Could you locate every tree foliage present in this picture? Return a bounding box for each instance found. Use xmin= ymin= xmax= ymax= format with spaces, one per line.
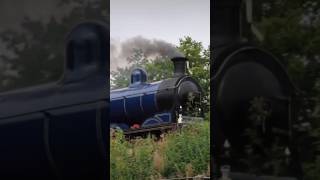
xmin=111 ymin=36 xmax=210 ymax=113
xmin=178 ymin=37 xmax=210 ymax=112
xmin=0 ymin=0 xmax=108 ymax=92
xmin=110 ymin=48 xmax=174 ymax=88
xmin=237 ymin=0 xmax=320 ymax=178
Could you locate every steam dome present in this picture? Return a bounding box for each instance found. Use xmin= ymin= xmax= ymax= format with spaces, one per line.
xmin=130 ymin=68 xmax=147 ymax=85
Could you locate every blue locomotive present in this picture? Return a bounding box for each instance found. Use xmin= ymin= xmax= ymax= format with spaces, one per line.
xmin=0 ymin=22 xmax=109 ymax=179
xmin=110 ymin=57 xmax=203 ymax=131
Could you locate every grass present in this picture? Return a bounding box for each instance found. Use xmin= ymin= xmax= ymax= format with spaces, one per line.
xmin=110 ymin=121 xmax=210 ymax=180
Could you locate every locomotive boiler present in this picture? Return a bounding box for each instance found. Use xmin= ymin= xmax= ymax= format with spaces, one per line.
xmin=110 ymin=57 xmax=203 ymax=131
xmin=212 ymin=0 xmax=302 ymax=179
xmin=0 ymin=22 xmax=108 ymax=179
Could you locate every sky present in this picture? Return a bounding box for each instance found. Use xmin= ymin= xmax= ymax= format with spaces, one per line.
xmin=110 ymin=0 xmax=210 ymax=70
xmin=110 ymin=0 xmax=210 ymax=47
xmin=0 ymin=0 xmax=210 ymax=72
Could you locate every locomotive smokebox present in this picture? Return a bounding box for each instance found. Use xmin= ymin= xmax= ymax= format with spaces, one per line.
xmin=172 ymin=57 xmax=187 ymax=77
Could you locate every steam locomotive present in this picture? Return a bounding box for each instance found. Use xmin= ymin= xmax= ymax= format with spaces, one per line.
xmin=212 ymin=0 xmax=302 ymax=179
xmin=0 ymin=22 xmax=109 ymax=179
xmin=110 ymin=57 xmax=204 ymax=134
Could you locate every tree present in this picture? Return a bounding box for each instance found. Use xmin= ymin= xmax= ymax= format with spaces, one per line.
xmin=236 ymin=0 xmax=320 ymax=178
xmin=111 ymin=36 xmax=210 ymax=113
xmin=178 ymin=37 xmax=210 ymax=113
xmin=0 ymin=0 xmax=108 ymax=92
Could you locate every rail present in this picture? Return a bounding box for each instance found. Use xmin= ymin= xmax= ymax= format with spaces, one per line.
xmin=161 ymin=175 xmax=210 ymax=180
xmin=123 ymin=123 xmax=178 ymax=136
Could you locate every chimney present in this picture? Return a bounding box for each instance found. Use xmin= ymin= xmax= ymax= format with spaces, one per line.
xmin=171 ymin=57 xmax=187 ymax=77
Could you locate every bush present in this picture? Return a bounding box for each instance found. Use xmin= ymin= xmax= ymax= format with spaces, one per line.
xmin=110 ymin=132 xmax=156 ymax=180
xmin=162 ymin=122 xmax=210 ymax=178
xmin=110 ymin=121 xmax=210 ymax=180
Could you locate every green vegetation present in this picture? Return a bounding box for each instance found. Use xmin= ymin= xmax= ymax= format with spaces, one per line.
xmin=111 ymin=37 xmax=210 ymax=113
xmin=0 ymin=0 xmax=108 ymax=93
xmin=110 ymin=121 xmax=210 ymax=180
xmin=110 ymin=37 xmax=210 ymax=180
xmin=241 ymin=1 xmax=320 ymax=178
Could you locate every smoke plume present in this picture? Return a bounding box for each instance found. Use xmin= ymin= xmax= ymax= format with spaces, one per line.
xmin=110 ymin=36 xmax=184 ymax=71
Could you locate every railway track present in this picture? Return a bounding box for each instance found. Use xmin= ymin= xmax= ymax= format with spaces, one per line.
xmin=161 ymin=175 xmax=210 ymax=180
xmin=124 ymin=123 xmax=183 ymax=140
xmin=110 ymin=122 xmax=198 ymax=139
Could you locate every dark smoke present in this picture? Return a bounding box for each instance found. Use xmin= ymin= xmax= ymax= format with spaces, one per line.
xmin=110 ymin=36 xmax=184 ymax=71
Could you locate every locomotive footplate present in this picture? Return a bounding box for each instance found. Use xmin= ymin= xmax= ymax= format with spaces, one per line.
xmin=123 ymin=123 xmax=179 ymax=138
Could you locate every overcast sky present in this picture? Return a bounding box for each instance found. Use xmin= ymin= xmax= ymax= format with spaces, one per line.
xmin=110 ymin=0 xmax=210 ymax=47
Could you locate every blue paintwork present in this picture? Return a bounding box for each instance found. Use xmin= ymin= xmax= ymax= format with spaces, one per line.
xmin=155 ymin=113 xmax=172 ymax=123
xmin=111 ymin=81 xmax=161 ymax=99
xmin=125 ymin=96 xmax=142 ymax=120
xmin=130 ymin=68 xmax=147 ymax=85
xmin=142 ymin=93 xmax=158 ymax=117
xmin=141 ymin=113 xmax=172 ymax=127
xmin=141 ymin=117 xmax=161 ymax=127
xmin=110 ymin=81 xmax=162 ymax=124
xmin=110 ymin=123 xmax=129 ymax=130
xmin=110 ymin=98 xmax=125 ymax=123
xmin=0 ymin=22 xmax=109 ymax=179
